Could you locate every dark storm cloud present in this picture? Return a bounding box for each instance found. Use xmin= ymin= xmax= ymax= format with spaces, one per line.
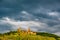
xmin=0 ymin=0 xmax=60 ymax=18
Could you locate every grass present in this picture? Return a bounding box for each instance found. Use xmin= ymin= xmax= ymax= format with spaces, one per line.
xmin=0 ymin=33 xmax=57 ymax=40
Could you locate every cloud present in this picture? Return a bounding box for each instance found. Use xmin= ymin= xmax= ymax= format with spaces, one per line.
xmin=0 ymin=17 xmax=60 ymax=35
xmin=53 ymin=32 xmax=60 ymax=36
xmin=0 ymin=17 xmax=48 ymax=33
xmin=15 ymin=11 xmax=38 ymax=21
xmin=48 ymin=12 xmax=59 ymax=16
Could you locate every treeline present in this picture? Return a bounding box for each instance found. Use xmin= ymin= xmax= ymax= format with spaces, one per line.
xmin=0 ymin=31 xmax=17 ymax=36
xmin=36 ymin=32 xmax=60 ymax=40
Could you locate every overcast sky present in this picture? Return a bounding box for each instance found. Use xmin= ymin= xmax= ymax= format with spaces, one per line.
xmin=0 ymin=0 xmax=60 ymax=35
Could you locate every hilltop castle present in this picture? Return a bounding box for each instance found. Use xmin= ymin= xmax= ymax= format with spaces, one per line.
xmin=17 ymin=27 xmax=36 ymax=35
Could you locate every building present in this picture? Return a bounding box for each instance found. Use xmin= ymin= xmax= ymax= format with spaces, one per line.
xmin=17 ymin=27 xmax=36 ymax=35
xmin=27 ymin=27 xmax=36 ymax=35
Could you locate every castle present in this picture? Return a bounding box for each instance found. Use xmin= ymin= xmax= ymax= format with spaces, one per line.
xmin=17 ymin=27 xmax=36 ymax=35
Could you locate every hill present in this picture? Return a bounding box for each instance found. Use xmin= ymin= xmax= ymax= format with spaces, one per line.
xmin=0 ymin=28 xmax=60 ymax=40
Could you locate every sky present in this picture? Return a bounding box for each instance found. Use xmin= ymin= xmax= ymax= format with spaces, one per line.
xmin=0 ymin=0 xmax=60 ymax=35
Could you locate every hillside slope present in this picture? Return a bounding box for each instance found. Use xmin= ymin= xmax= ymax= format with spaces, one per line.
xmin=0 ymin=31 xmax=60 ymax=40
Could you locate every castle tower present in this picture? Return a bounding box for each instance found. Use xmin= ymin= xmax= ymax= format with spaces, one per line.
xmin=27 ymin=27 xmax=31 ymax=32
xmin=17 ymin=27 xmax=21 ymax=33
